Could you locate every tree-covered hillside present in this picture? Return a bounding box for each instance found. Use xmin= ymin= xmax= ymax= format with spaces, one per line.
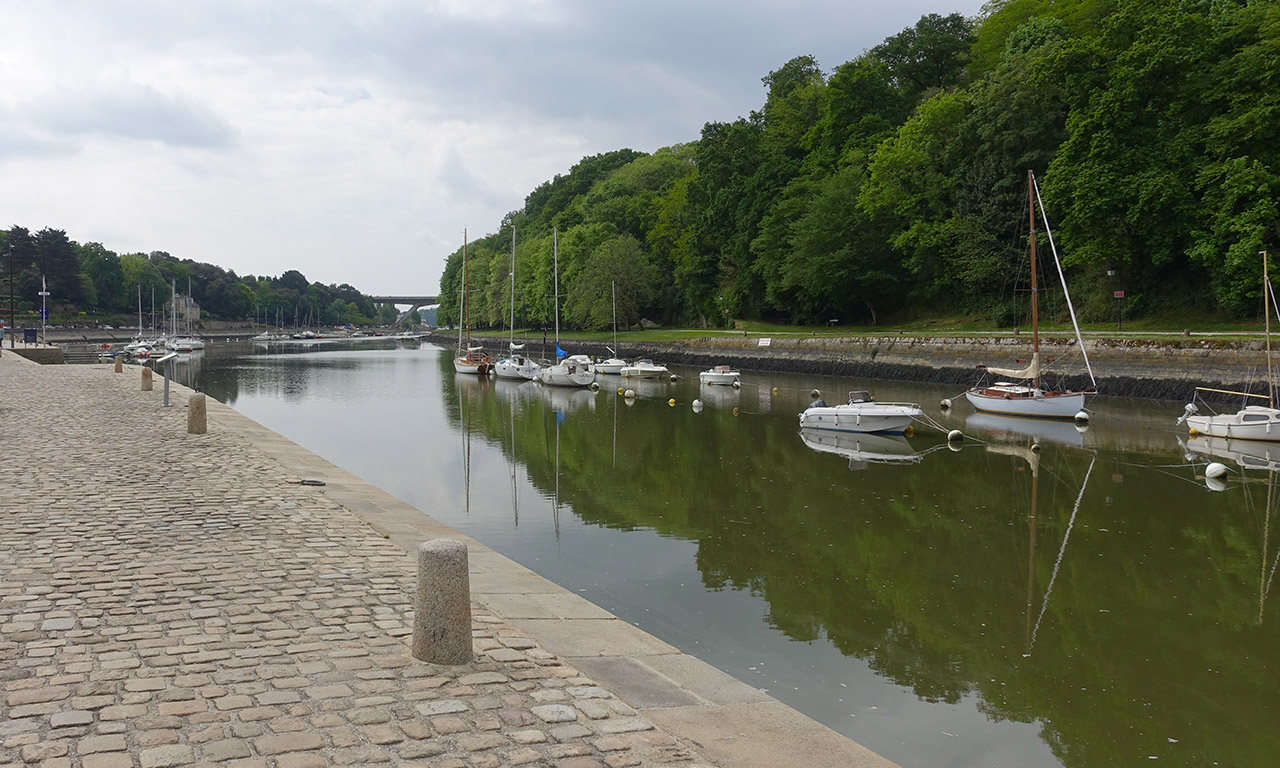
xmin=0 ymin=226 xmax=396 ymax=328
xmin=439 ymin=0 xmax=1279 ymax=331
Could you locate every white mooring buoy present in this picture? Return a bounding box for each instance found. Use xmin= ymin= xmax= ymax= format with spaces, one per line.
xmin=1205 ymin=462 xmax=1228 ymax=480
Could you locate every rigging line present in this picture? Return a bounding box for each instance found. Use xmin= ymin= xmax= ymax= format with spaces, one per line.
xmin=1032 ymin=173 xmax=1095 ymax=388
xmin=1028 ymin=452 xmax=1097 ymax=653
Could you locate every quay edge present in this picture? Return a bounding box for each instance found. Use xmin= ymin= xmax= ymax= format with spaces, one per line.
xmin=430 ymin=330 xmax=1268 ymax=403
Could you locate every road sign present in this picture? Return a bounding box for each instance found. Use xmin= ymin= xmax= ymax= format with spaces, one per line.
xmin=1114 ymin=291 xmax=1125 ymax=299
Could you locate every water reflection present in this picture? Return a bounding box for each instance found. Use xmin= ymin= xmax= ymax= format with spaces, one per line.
xmin=191 ymin=342 xmax=1280 ymax=768
xmin=798 ymin=428 xmax=927 ymax=468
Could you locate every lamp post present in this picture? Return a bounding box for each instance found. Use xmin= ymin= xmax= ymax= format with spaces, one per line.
xmin=7 ymin=245 xmax=13 ymax=349
xmin=38 ymin=276 xmax=50 ymax=345
xmin=1106 ymin=266 xmax=1123 ymax=332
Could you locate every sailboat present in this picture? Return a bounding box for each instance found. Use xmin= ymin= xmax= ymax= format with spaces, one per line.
xmin=965 ymin=171 xmax=1095 ymax=420
xmin=1180 ymin=250 xmax=1280 ymax=440
xmin=594 ymin=281 xmax=628 ymax=375
xmin=454 ymin=229 xmax=493 ymax=375
xmin=495 ymin=225 xmax=541 ymax=381
xmin=538 ymin=228 xmax=594 ymax=388
xmin=166 ymin=278 xmax=205 ymax=352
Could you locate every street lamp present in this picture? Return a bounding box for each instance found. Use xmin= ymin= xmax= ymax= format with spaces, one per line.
xmin=7 ymin=245 xmax=13 ymax=349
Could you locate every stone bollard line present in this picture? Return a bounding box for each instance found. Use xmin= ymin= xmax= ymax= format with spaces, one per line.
xmin=412 ymin=538 xmax=473 ymax=665
xmin=141 ymin=367 xmax=153 ymax=391
xmin=113 ymin=355 xmax=122 ymax=373
xmin=187 ymin=393 xmax=207 ymax=434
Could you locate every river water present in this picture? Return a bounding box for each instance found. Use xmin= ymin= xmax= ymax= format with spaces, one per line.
xmin=175 ymin=338 xmax=1276 ymax=768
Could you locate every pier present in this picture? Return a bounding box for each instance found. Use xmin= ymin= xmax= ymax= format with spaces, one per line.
xmin=0 ymin=352 xmax=895 ymax=768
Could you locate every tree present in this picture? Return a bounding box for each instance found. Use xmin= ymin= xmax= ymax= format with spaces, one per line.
xmin=872 ymin=13 xmax=976 ymax=96
xmin=563 ymin=235 xmax=655 ymax=330
xmin=79 ymin=243 xmax=126 ymax=312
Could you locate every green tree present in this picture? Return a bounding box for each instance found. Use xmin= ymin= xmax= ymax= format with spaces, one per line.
xmin=79 ymin=243 xmax=125 ymax=312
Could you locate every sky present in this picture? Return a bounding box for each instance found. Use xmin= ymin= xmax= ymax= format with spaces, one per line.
xmin=0 ymin=0 xmax=987 ymax=298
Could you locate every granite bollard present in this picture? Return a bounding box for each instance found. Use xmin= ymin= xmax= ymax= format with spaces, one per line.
xmin=141 ymin=366 xmax=153 ymax=391
xmin=187 ymin=392 xmax=207 ymax=434
xmin=113 ymin=355 xmax=122 ymax=373
xmin=412 ymin=538 xmax=472 ymax=664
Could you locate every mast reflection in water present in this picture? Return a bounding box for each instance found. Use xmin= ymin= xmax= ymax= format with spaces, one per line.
xmin=194 ymin=340 xmax=1280 ymax=768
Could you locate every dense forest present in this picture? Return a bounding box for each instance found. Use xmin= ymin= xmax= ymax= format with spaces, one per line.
xmin=438 ymin=0 xmax=1279 ymax=332
xmin=0 ymin=226 xmax=395 ymax=328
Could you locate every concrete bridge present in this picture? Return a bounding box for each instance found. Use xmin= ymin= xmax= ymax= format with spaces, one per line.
xmin=370 ymin=296 xmax=438 ymax=327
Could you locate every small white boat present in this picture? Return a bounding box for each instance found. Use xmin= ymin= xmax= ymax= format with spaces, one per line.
xmin=965 ymin=383 xmax=1086 ymax=420
xmin=166 ymin=336 xmax=205 ymax=352
xmin=595 ymin=357 xmax=628 ymax=375
xmin=798 ymin=390 xmax=923 ymax=434
xmin=1181 ymin=251 xmax=1280 ymax=441
xmin=620 ymin=359 xmax=669 ymax=379
xmin=495 ymin=346 xmax=541 ymax=381
xmin=539 ymin=354 xmax=594 ymax=387
xmin=699 ymin=365 xmax=740 ymax=386
xmin=454 ymin=346 xmax=493 ymax=375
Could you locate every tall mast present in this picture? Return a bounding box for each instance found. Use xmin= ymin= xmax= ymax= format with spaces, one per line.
xmin=1266 ymin=250 xmax=1273 ymax=405
xmin=553 ymin=227 xmax=560 ymax=346
xmin=509 ymin=225 xmax=516 ymax=347
xmin=1028 ymin=170 xmax=1040 ymax=392
xmin=459 ymin=229 xmax=469 ymax=353
xmin=611 ymin=280 xmax=618 ymax=352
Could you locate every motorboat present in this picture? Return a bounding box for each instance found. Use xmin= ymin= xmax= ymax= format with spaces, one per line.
xmin=595 ymin=357 xmax=628 ymax=375
xmin=620 ymin=359 xmax=669 ymax=379
xmin=699 ymin=365 xmax=740 ymax=386
xmin=797 ymin=390 xmax=923 ymax=434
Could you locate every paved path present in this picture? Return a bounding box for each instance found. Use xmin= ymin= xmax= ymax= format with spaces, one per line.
xmin=0 ymin=352 xmax=897 ymax=768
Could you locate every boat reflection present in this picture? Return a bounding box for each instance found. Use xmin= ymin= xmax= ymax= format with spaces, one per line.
xmin=1184 ymin=434 xmax=1280 ymax=473
xmin=965 ymin=411 xmax=1087 ymax=448
xmin=696 ymin=380 xmax=743 ymax=408
xmin=540 ymin=383 xmax=597 ymax=414
xmin=799 ymin=428 xmax=924 ymax=469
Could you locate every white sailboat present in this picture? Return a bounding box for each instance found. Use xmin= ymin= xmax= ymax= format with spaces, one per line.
xmin=454 ymin=229 xmax=493 ymax=375
xmin=165 ymin=278 xmax=205 ymax=352
xmin=965 ymin=171 xmax=1094 ymax=420
xmin=595 ymin=281 xmax=628 ymax=375
xmin=1180 ymin=250 xmax=1280 ymax=440
xmin=495 ymin=225 xmax=541 ymax=381
xmin=538 ymin=229 xmax=594 ymax=388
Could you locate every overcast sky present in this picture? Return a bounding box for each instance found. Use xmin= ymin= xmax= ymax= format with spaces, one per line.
xmin=1 ymin=0 xmax=986 ymax=298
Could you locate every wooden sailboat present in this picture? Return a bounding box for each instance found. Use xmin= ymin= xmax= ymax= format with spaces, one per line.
xmin=965 ymin=171 xmax=1095 ymax=420
xmin=454 ymin=229 xmax=492 ymax=375
xmin=1181 ymin=251 xmax=1280 ymax=440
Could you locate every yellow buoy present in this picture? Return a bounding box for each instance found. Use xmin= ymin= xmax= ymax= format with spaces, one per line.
xmin=1188 ymin=427 xmax=1199 ymax=436
xmin=904 ymin=425 xmax=914 ymax=437
xmin=668 ymin=398 xmax=676 ymax=407
xmin=617 ymin=387 xmax=624 ymax=396
xmin=733 ymin=407 xmax=739 ymax=415
xmin=772 ymin=387 xmax=778 ymax=395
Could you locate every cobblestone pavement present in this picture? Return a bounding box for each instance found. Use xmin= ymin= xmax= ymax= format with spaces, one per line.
xmin=1 ymin=357 xmax=716 ymax=768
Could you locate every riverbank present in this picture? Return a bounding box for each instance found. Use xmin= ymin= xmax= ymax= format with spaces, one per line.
xmin=430 ymin=329 xmax=1262 ymax=402
xmin=0 ymin=351 xmax=895 ymax=768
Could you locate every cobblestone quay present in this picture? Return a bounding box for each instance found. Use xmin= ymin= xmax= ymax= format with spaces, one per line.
xmin=0 ymin=353 xmax=895 ymax=768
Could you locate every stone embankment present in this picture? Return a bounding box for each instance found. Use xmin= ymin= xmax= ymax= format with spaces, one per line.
xmin=433 ymin=331 xmax=1271 ymax=402
xmin=0 ymin=351 xmax=895 ymax=768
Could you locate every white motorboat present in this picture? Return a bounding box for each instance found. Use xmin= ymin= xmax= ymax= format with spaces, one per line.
xmin=595 ymin=357 xmax=628 ymax=375
xmin=699 ymin=365 xmax=740 ymax=386
xmin=798 ymin=390 xmax=923 ymax=434
xmin=1180 ymin=251 xmax=1280 ymax=441
xmin=966 ymin=171 xmax=1095 ymax=420
xmin=620 ymin=359 xmax=669 ymax=379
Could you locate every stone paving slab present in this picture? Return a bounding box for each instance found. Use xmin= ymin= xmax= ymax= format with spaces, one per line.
xmin=0 ymin=352 xmax=900 ymax=768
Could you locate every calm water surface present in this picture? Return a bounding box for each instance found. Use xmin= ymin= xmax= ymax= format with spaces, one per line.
xmin=178 ymin=339 xmax=1277 ymax=768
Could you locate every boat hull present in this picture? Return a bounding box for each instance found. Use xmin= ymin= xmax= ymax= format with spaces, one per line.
xmin=494 ymin=356 xmax=540 ymax=381
xmin=1185 ymin=406 xmax=1280 ymax=442
xmin=454 ymin=357 xmax=492 ymax=375
xmin=797 ymin=403 xmax=922 ymax=434
xmin=965 ymin=387 xmax=1086 ymax=419
xmin=699 ymin=369 xmax=740 ymax=386
xmin=595 ymin=359 xmax=628 ymax=375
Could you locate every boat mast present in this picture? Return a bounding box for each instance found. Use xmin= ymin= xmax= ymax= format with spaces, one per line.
xmin=509 ymin=225 xmax=516 ymax=348
xmin=458 ymin=230 xmax=468 ymax=354
xmin=553 ymin=227 xmax=560 ymax=348
xmin=1266 ymin=250 xmax=1273 ymax=406
xmin=611 ymin=280 xmax=618 ymax=355
xmin=1028 ymin=170 xmax=1040 ymax=392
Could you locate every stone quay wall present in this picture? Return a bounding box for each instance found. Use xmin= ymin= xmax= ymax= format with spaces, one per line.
xmin=432 ymin=331 xmax=1270 ymax=403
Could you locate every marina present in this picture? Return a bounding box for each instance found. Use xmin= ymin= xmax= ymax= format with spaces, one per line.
xmin=154 ymin=337 xmax=1280 ymax=768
